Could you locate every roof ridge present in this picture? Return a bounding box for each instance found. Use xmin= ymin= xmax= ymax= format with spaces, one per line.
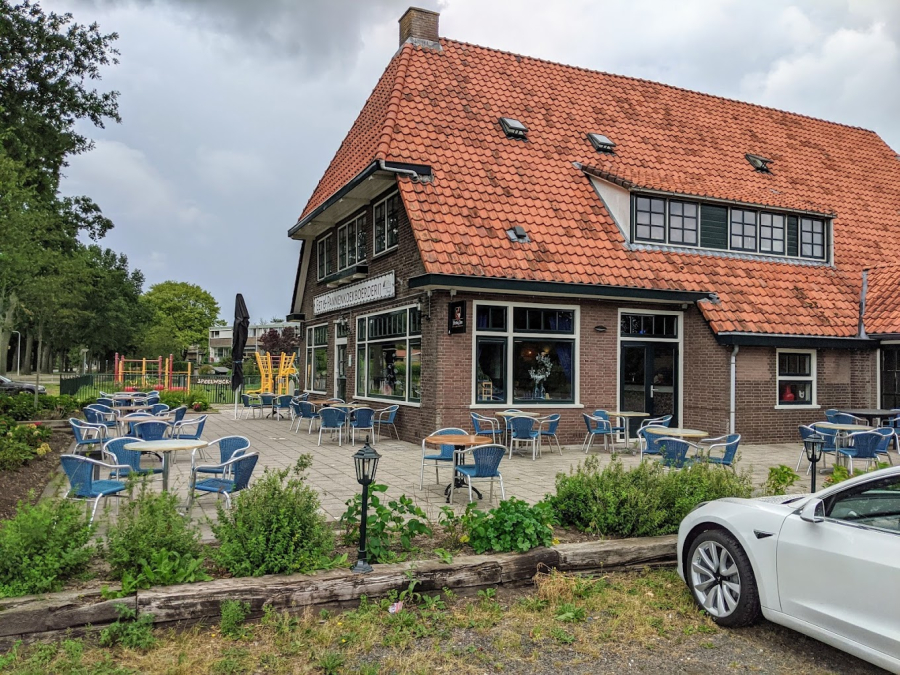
xmin=439 ymin=38 xmax=881 ymax=139
xmin=375 ymin=42 xmax=413 ymax=161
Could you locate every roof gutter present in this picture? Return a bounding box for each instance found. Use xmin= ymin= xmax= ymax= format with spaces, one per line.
xmin=858 ymin=268 xmax=868 ymax=339
xmin=288 ymin=161 xmax=379 ymax=238
xmin=408 ymin=273 xmax=713 ymax=304
xmin=715 ymin=332 xmax=877 ymax=349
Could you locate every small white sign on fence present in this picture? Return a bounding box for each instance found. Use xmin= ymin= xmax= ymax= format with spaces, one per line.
xmin=313 ymin=272 xmax=395 ymax=315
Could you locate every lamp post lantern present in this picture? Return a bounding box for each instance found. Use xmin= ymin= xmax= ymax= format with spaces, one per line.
xmin=803 ymin=433 xmax=825 ymax=493
xmin=351 ymin=436 xmax=381 ymax=574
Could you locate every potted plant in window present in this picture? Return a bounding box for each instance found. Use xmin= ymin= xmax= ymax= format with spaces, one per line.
xmin=528 ymin=352 xmax=554 ymax=400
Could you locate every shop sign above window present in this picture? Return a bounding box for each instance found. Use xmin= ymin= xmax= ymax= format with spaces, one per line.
xmin=313 ymin=272 xmax=395 ymax=315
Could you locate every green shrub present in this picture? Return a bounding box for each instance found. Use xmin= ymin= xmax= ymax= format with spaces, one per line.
xmin=0 ymin=420 xmax=53 ymax=471
xmin=823 ymin=461 xmax=890 ymax=487
xmin=0 ymin=393 xmax=81 ymax=421
xmin=104 ymin=549 xmax=212 ymax=598
xmin=0 ymin=498 xmax=95 ymax=597
xmin=157 ymin=389 xmax=210 ymax=412
xmin=104 ymin=482 xmax=202 ymax=580
xmin=550 ymin=456 xmax=752 ymax=537
xmin=212 ymin=456 xmax=337 ymax=576
xmin=340 ymin=484 xmax=432 ymax=563
xmin=99 ymin=604 xmax=157 ymax=650
xmin=763 ymin=465 xmax=800 ymax=496
xmin=465 ymin=498 xmax=556 ymax=554
xmin=220 ymin=599 xmax=251 ymax=639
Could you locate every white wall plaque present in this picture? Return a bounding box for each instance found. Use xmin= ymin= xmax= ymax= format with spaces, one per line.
xmin=313 ymin=272 xmax=395 ymax=315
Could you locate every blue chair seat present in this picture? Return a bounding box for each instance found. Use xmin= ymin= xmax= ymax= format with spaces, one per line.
xmin=193 ymin=477 xmax=236 ymax=494
xmin=455 ymin=464 xmax=498 ymax=479
xmin=423 ymin=453 xmax=455 ymax=462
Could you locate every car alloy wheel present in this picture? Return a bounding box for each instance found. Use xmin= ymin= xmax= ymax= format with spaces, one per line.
xmin=690 ymin=540 xmax=741 ymax=617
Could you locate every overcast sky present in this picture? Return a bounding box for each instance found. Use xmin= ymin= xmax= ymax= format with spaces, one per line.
xmin=46 ymin=0 xmax=900 ymax=323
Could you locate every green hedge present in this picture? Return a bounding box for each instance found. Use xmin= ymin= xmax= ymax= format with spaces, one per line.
xmin=0 ymin=393 xmax=84 ymax=421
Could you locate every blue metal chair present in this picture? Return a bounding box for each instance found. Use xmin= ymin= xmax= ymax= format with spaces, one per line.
xmin=60 ymin=454 xmax=129 ymax=523
xmin=288 ymin=399 xmax=303 ymax=432
xmin=809 ymin=423 xmax=839 ymax=472
xmin=824 ymin=408 xmax=840 ymax=423
xmin=174 ymin=414 xmax=207 ymax=440
xmin=832 ymin=412 xmax=864 ymax=425
xmin=702 ymin=434 xmax=741 ymax=469
xmin=508 ymin=415 xmax=540 ymax=460
xmin=582 ymin=413 xmax=614 ymax=454
xmin=150 ymin=403 xmax=170 ymax=416
xmin=274 ymin=395 xmax=293 ymax=420
xmin=145 ymin=394 xmax=160 ymax=405
xmin=500 ymin=409 xmax=522 ymax=444
xmin=538 ymin=414 xmax=563 ymax=454
xmin=96 ymin=397 xmax=116 ymax=409
xmin=655 ymin=437 xmax=697 ymax=469
xmin=259 ymin=393 xmax=276 ymax=416
xmin=84 ymin=406 xmax=117 ymax=436
xmin=170 ymin=406 xmax=188 ymax=424
xmin=121 ymin=412 xmax=153 ymax=437
xmin=872 ymin=426 xmax=895 ymax=465
xmin=191 ymin=436 xmax=250 ymax=478
xmin=351 ymin=407 xmax=376 ymax=444
xmin=841 ymin=431 xmax=883 ymax=473
xmin=374 ymin=405 xmax=400 ymax=440
xmin=421 ymin=427 xmax=466 ymax=489
xmin=133 ymin=420 xmax=172 ymax=441
xmin=298 ymin=400 xmax=321 ymax=433
xmin=593 ymin=410 xmax=625 ymax=435
xmin=317 ymin=407 xmax=346 ymax=446
xmin=638 ymin=426 xmax=668 ymax=461
xmin=471 ymin=412 xmax=503 ymax=443
xmin=453 ymin=444 xmax=505 ymax=504
xmin=69 ymin=418 xmax=107 ymax=454
xmin=102 ymin=437 xmax=162 ymax=480
xmin=239 ymin=394 xmax=261 ymax=418
xmin=187 ymin=451 xmax=259 ymax=510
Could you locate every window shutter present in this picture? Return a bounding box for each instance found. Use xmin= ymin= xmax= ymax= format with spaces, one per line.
xmin=700 ymin=204 xmax=728 ymax=250
xmin=787 ymin=215 xmax=799 ymax=257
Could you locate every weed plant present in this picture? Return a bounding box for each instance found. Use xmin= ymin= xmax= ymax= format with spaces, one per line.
xmin=465 ymin=497 xmax=556 ymax=553
xmin=99 ymin=605 xmax=157 ymax=650
xmin=0 ymin=498 xmax=94 ymax=597
xmin=212 ymin=455 xmax=338 ymax=576
xmin=550 ymin=455 xmax=752 ymax=537
xmin=340 ymin=484 xmax=431 ymax=563
xmin=220 ymin=600 xmax=251 ymax=640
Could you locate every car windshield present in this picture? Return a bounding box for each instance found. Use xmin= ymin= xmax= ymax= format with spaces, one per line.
xmin=0 ymin=375 xmax=10 ymax=384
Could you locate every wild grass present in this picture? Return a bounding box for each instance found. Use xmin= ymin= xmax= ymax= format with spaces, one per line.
xmin=1 ymin=568 xmax=716 ymax=674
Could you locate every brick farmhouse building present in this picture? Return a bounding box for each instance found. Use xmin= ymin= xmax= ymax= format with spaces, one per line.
xmin=287 ymin=8 xmax=900 ymax=445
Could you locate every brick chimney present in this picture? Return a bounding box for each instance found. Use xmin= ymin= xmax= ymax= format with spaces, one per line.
xmin=399 ymin=7 xmax=440 ymax=49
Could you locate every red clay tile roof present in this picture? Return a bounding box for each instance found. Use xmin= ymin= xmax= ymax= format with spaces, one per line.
xmin=864 ymin=265 xmax=900 ymax=335
xmin=297 ymin=39 xmax=900 ymax=337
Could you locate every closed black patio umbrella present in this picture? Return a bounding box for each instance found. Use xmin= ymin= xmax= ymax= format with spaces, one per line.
xmin=231 ymin=294 xmax=250 ymax=418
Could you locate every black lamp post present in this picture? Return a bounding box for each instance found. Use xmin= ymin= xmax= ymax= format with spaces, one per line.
xmin=351 ymin=436 xmax=381 ymax=574
xmin=803 ymin=433 xmax=825 ymax=493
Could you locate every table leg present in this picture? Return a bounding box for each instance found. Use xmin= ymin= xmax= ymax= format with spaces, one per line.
xmin=161 ymin=451 xmax=170 ymax=492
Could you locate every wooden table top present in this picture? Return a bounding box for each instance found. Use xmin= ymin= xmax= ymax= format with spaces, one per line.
xmin=642 ymin=427 xmax=709 ymax=439
xmin=424 ymin=434 xmax=492 ymax=447
xmin=494 ymin=410 xmax=540 ymax=418
xmin=124 ymin=439 xmax=207 ymax=452
xmin=815 ymin=422 xmax=872 ymax=432
xmin=609 ymin=411 xmax=650 ymax=417
xmin=121 ymin=415 xmax=173 ymax=424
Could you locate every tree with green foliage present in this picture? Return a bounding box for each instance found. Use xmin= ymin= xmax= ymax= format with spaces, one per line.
xmin=141 ymin=281 xmax=220 ymax=359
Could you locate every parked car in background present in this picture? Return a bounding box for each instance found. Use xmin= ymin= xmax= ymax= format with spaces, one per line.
xmin=678 ymin=466 xmax=900 ymax=673
xmin=0 ymin=375 xmax=46 ymax=395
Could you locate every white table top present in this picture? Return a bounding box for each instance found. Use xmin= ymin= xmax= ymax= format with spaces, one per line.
xmin=815 ymin=422 xmax=872 ymax=432
xmin=642 ymin=426 xmax=709 ymax=439
xmin=609 ymin=411 xmax=650 ymax=417
xmin=495 ymin=411 xmax=540 ymax=418
xmin=124 ymin=439 xmax=206 ymax=452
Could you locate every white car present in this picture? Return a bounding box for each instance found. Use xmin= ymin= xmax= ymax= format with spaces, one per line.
xmin=678 ymin=465 xmax=900 ymax=673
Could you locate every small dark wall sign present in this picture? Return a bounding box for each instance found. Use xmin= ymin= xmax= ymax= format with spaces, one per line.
xmin=448 ymin=300 xmax=466 ymax=334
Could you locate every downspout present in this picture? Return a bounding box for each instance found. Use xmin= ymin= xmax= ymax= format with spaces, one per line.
xmin=858 ymin=268 xmax=868 ymax=339
xmin=378 ymin=159 xmax=424 ymax=182
xmin=729 ymin=345 xmax=739 ymax=434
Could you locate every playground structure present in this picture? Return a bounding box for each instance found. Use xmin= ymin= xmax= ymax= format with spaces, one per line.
xmin=113 ymin=354 xmax=193 ymax=391
xmin=247 ymin=352 xmax=297 ymax=395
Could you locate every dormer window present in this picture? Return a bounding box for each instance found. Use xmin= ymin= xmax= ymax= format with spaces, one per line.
xmin=506 ymin=225 xmax=530 ymax=243
xmin=587 ymin=133 xmax=616 ymax=153
xmin=499 ymin=117 xmax=527 ymax=140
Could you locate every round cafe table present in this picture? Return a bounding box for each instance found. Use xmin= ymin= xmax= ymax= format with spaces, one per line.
xmin=117 ymin=414 xmax=172 ymax=436
xmin=609 ymin=411 xmax=649 ymax=451
xmin=423 ymin=433 xmax=492 ymax=503
xmin=115 ymin=405 xmax=154 ymax=413
xmin=814 ymin=422 xmax=873 ymax=467
xmin=642 ymin=426 xmax=709 ymax=439
xmin=123 ymin=438 xmax=207 ymax=492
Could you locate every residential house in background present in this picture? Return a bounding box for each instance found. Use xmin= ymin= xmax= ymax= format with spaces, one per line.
xmin=286 ymin=7 xmax=900 ymax=443
xmin=208 ymin=321 xmax=304 ymax=364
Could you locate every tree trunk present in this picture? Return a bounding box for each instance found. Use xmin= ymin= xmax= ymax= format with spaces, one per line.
xmin=34 ymin=327 xmax=42 ymax=408
xmin=21 ymin=333 xmax=33 ymax=375
xmin=0 ymin=293 xmax=18 ymax=376
xmin=42 ymin=344 xmax=52 ymax=374
xmin=9 ymin=335 xmax=19 ymax=377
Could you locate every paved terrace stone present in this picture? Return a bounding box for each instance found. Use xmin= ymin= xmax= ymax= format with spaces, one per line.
xmin=61 ymin=406 xmax=814 ymax=539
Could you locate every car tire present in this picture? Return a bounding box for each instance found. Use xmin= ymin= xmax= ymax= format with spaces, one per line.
xmin=686 ymin=529 xmax=761 ymax=627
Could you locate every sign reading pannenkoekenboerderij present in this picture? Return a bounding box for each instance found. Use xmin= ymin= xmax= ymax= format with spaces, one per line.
xmin=314 ymin=272 xmax=395 ymax=315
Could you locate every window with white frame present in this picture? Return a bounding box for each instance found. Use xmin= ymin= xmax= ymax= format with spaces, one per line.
xmin=337 ymin=214 xmax=366 ymax=271
xmin=475 ymin=303 xmax=577 ymax=405
xmin=777 ymin=349 xmax=815 ymax=406
xmin=373 ymin=192 xmax=400 ymax=256
xmin=305 ymin=324 xmax=328 ymax=393
xmin=316 ymin=234 xmax=333 ymax=280
xmin=356 ymin=307 xmax=421 ymax=402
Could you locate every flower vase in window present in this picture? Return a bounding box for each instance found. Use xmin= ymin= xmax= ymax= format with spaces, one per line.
xmin=782 ymin=385 xmax=795 ymax=403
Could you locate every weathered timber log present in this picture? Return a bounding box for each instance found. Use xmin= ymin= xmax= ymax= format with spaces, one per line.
xmin=555 ymin=536 xmax=677 ymax=572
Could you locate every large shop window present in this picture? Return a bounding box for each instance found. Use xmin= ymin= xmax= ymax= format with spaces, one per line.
xmin=356 ymin=307 xmax=421 ymax=403
xmin=317 ymin=235 xmax=333 ymax=281
xmin=777 ymin=349 xmax=816 ymax=406
xmin=373 ymin=192 xmax=400 ymax=256
xmin=475 ymin=304 xmax=576 ymax=405
xmin=305 ymin=325 xmax=328 ymax=393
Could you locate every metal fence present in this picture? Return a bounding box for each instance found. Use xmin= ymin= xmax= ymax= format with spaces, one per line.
xmin=60 ymin=372 xmax=262 ymax=404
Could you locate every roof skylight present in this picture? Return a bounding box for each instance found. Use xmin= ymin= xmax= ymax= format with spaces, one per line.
xmin=745 ymin=153 xmax=773 ymax=173
xmin=588 ymin=133 xmax=616 ymax=153
xmin=506 ymin=225 xmax=530 ymax=243
xmin=499 ymin=117 xmax=527 ymax=140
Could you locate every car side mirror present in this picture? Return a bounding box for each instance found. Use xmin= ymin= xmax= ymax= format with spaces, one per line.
xmin=799 ymin=498 xmax=825 ymax=523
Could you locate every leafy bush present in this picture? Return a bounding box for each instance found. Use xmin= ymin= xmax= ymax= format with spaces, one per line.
xmin=0 ymin=420 xmax=53 ymax=471
xmin=99 ymin=604 xmax=157 ymax=650
xmin=0 ymin=498 xmax=95 ymax=597
xmin=213 ymin=456 xmax=337 ymax=576
xmin=104 ymin=482 xmax=202 ymax=580
xmin=157 ymin=389 xmax=210 ymax=411
xmin=550 ymin=456 xmax=752 ymax=538
xmin=823 ymin=461 xmax=890 ymax=487
xmin=220 ymin=599 xmax=251 ymax=639
xmin=466 ymin=498 xmax=556 ymax=554
xmin=340 ymin=484 xmax=432 ymax=563
xmin=0 ymin=393 xmax=82 ymax=421
xmin=763 ymin=465 xmax=800 ymax=496
xmin=104 ymin=549 xmax=212 ymax=598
